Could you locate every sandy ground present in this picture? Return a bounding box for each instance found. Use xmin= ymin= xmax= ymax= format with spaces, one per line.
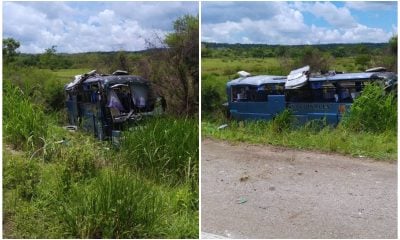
xmin=201 ymin=138 xmax=397 ymax=239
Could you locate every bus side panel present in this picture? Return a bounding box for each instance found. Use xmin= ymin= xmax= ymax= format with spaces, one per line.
xmin=288 ymin=102 xmax=341 ymax=125
xmin=229 ymin=102 xmax=273 ymax=120
xmin=268 ymin=95 xmax=286 ymax=115
xmin=229 ymin=95 xmax=286 ymax=120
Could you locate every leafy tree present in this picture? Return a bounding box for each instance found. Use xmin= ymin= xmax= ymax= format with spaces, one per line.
xmin=117 ymin=51 xmax=129 ymax=72
xmin=383 ymin=35 xmax=398 ymax=72
xmin=202 ymin=84 xmax=221 ymax=114
xmin=297 ymin=46 xmax=333 ymax=73
xmin=332 ymin=46 xmax=346 ymax=58
xmin=355 ymin=54 xmax=370 ymax=70
xmin=201 ymin=44 xmax=213 ymax=58
xmin=275 ymin=46 xmax=287 ymax=57
xmin=389 ymin=35 xmax=397 ymax=55
xmin=40 ymin=45 xmax=58 ymax=69
xmin=159 ymin=14 xmax=199 ymax=115
xmin=3 ymin=38 xmax=20 ymax=64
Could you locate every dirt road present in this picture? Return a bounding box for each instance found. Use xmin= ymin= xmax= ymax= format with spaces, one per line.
xmin=201 ymin=139 xmax=397 ymax=239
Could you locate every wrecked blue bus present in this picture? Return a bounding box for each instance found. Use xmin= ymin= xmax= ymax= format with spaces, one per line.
xmin=65 ymin=70 xmax=164 ymax=140
xmin=226 ymin=66 xmax=397 ymax=124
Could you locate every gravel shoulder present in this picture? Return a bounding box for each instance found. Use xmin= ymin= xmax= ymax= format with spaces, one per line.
xmin=201 ymin=138 xmax=397 ymax=239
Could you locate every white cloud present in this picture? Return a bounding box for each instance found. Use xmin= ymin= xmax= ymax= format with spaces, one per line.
xmin=3 ymin=2 xmax=197 ymax=53
xmin=345 ymin=1 xmax=397 ymax=11
xmin=308 ymin=24 xmax=392 ymax=44
xmin=202 ymin=1 xmax=395 ymax=45
xmin=297 ymin=2 xmax=357 ymax=28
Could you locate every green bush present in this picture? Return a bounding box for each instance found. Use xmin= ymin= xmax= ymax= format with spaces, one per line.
xmin=270 ymin=109 xmax=294 ymax=133
xmin=342 ymin=84 xmax=397 ymax=132
xmin=202 ymin=84 xmax=222 ymax=114
xmin=3 ymin=151 xmax=41 ymax=200
xmin=60 ymin=148 xmax=97 ymax=191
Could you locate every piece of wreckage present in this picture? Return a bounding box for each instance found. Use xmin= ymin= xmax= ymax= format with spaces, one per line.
xmin=224 ymin=66 xmax=397 ymax=124
xmin=65 ymin=70 xmax=165 ymax=141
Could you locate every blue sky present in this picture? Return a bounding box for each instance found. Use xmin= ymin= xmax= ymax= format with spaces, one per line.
xmin=202 ymin=1 xmax=397 ymax=44
xmin=3 ymin=1 xmax=198 ymax=53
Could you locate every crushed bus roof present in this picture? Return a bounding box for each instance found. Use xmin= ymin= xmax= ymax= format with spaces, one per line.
xmin=309 ymin=72 xmax=387 ymax=82
xmin=227 ymin=75 xmax=286 ymax=86
xmin=227 ymin=68 xmax=396 ymax=87
xmin=83 ymin=75 xmax=148 ymax=86
xmin=65 ymin=70 xmax=149 ymax=91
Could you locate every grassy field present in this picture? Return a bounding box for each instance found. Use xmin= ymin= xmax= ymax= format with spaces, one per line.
xmin=3 ymin=67 xmax=198 ymax=238
xmin=51 ymin=68 xmax=91 ymax=83
xmin=202 ymin=57 xmax=397 ymax=161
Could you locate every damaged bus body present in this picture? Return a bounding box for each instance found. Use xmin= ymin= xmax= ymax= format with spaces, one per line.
xmin=226 ymin=66 xmax=397 ymax=125
xmin=65 ymin=70 xmax=163 ymax=140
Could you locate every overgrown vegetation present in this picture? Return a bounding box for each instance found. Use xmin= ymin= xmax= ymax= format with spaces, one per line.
xmin=3 ymin=15 xmax=198 ymax=238
xmin=202 ymin=38 xmax=397 ymax=161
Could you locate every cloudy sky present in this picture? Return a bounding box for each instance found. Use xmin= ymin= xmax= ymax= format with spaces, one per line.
xmin=202 ymin=1 xmax=397 ymax=45
xmin=3 ymin=1 xmax=198 ymax=53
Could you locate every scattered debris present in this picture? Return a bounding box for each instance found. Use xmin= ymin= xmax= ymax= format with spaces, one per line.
xmin=358 ymin=208 xmax=365 ymax=215
xmin=218 ymin=124 xmax=228 ymax=130
xmin=240 ymin=175 xmax=249 ymax=182
xmin=55 ymin=139 xmax=68 ymax=145
xmin=237 ymin=70 xmax=251 ymax=77
xmin=236 ymin=197 xmax=247 ymax=204
xmin=63 ymin=125 xmax=77 ymax=131
xmin=224 ymin=230 xmax=232 ymax=238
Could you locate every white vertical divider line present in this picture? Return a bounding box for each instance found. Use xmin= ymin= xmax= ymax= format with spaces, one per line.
xmin=397 ymin=0 xmax=400 ymax=236
xmin=198 ymin=0 xmax=202 ymax=238
xmin=0 ymin=0 xmax=3 ymax=237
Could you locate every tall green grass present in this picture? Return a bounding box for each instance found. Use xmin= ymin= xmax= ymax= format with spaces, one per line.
xmin=59 ymin=168 xmax=198 ymax=238
xmin=120 ymin=117 xmax=199 ymax=184
xmin=61 ymin=168 xmax=163 ymax=238
xmin=202 ymin=120 xmax=396 ymax=160
xmin=3 ymin=81 xmax=48 ymax=151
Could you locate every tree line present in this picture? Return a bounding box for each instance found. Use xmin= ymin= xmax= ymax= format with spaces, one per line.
xmin=202 ymin=36 xmax=397 ymax=73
